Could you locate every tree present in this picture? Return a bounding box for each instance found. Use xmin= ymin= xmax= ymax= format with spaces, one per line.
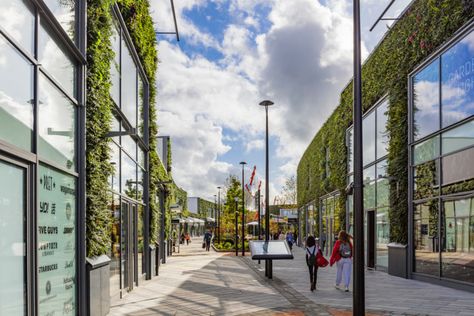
xmin=280 ymin=175 xmax=297 ymax=205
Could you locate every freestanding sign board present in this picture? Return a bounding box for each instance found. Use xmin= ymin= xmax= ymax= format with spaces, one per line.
xmin=249 ymin=240 xmax=294 ymax=260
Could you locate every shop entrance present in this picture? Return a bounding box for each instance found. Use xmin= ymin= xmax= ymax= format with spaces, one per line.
xmin=121 ymin=200 xmax=138 ymax=295
xmin=367 ymin=210 xmax=376 ymax=269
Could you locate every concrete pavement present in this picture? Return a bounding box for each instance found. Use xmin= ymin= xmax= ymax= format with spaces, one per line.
xmin=109 ymin=239 xmax=474 ymax=316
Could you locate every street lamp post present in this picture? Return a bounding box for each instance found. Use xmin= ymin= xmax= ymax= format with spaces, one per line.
xmin=240 ymin=161 xmax=247 ymax=256
xmin=353 ymin=0 xmax=365 ymax=314
xmin=217 ymin=187 xmax=221 ymax=244
xmin=259 ymin=100 xmax=274 ymax=279
xmin=234 ymin=197 xmax=239 ymax=257
xmin=257 ymin=190 xmax=262 ymax=264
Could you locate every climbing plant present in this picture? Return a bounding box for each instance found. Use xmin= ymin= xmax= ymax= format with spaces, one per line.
xmin=297 ymin=0 xmax=474 ymax=244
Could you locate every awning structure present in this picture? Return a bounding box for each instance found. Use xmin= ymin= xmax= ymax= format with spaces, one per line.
xmin=206 ymin=217 xmax=216 ymax=222
xmin=246 ymin=221 xmax=259 ymax=226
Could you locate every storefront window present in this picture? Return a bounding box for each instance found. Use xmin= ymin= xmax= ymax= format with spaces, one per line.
xmin=0 ymin=160 xmax=26 ymax=315
xmin=441 ymin=199 xmax=474 ymax=283
xmin=138 ymin=204 xmax=145 ymax=276
xmin=0 ymin=35 xmax=34 ymax=152
xmin=413 ymin=59 xmax=440 ymax=140
xmin=376 ymin=161 xmax=389 ymax=207
xmin=441 ymin=31 xmax=474 ymax=128
xmin=376 ymin=100 xmax=389 ymax=159
xmin=376 ymin=207 xmax=389 ymax=268
xmin=413 ymin=135 xmax=440 ymax=165
xmin=109 ymin=194 xmax=121 ymax=298
xmin=38 ymin=21 xmax=75 ymax=96
xmin=441 ymin=120 xmax=474 ymax=155
xmin=0 ymin=0 xmax=35 ymax=54
xmin=42 ymin=0 xmax=75 ymax=40
xmin=363 ymin=110 xmax=376 ymax=166
xmin=363 ymin=165 xmax=376 ymax=210
xmin=414 ymin=201 xmax=439 ymax=276
xmin=38 ymin=74 xmax=76 ymax=170
xmin=110 ymin=24 xmax=120 ymax=106
xmin=38 ymin=164 xmax=76 ymax=315
xmin=121 ymin=39 xmax=137 ymax=129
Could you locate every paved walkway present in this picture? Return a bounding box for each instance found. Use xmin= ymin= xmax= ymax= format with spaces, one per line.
xmin=109 ymin=239 xmax=474 ymax=316
xmin=109 ymin=239 xmax=329 ymax=315
xmin=244 ymin=246 xmax=474 ymax=316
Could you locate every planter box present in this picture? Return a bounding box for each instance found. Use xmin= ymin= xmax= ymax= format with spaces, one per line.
xmin=86 ymin=255 xmax=111 ymax=316
xmin=388 ymin=243 xmax=408 ymax=279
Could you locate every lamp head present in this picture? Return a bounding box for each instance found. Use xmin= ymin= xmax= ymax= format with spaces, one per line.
xmin=259 ymin=100 xmax=274 ymax=107
xmin=217 ymin=186 xmax=221 ymax=190
xmin=240 ymin=161 xmax=247 ymax=166
xmin=234 ymin=197 xmax=239 ymax=202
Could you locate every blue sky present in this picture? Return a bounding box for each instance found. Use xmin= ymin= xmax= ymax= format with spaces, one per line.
xmin=150 ymin=0 xmax=412 ymax=205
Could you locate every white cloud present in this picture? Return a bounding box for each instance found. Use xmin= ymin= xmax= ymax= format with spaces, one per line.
xmin=151 ymin=0 xmax=410 ymax=202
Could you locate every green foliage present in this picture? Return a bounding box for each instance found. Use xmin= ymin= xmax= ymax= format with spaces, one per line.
xmin=297 ymin=0 xmax=473 ymax=244
xmin=85 ymin=0 xmax=115 ymax=257
xmin=198 ymin=198 xmax=216 ymax=219
xmin=224 ymin=175 xmax=242 ymax=215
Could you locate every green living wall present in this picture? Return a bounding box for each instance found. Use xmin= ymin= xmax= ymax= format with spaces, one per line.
xmin=296 ymin=0 xmax=474 ymax=244
xmin=198 ymin=198 xmax=216 ymax=219
xmin=86 ymin=0 xmax=171 ymax=256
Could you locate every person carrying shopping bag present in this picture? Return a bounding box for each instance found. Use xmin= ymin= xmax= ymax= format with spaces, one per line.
xmin=305 ymin=236 xmax=320 ymax=292
xmin=330 ymin=230 xmax=353 ymax=292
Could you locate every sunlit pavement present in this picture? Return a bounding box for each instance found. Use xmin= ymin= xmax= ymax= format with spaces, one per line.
xmin=245 ymin=245 xmax=474 ymax=316
xmin=109 ymin=239 xmax=474 ymax=316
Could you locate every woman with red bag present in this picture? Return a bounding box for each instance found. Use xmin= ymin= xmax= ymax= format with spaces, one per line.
xmin=330 ymin=230 xmax=353 ymax=292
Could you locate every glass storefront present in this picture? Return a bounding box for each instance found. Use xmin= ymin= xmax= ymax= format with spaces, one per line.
xmin=320 ymin=192 xmax=340 ymax=256
xmin=411 ymin=27 xmax=474 ymax=284
xmin=347 ymin=98 xmax=390 ymax=269
xmin=108 ymin=13 xmax=148 ymax=301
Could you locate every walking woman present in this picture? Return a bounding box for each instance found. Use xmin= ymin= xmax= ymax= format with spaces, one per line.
xmin=305 ymin=235 xmax=319 ymax=292
xmin=330 ymin=230 xmax=352 ymax=292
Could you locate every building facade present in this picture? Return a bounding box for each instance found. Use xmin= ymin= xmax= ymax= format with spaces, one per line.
xmin=0 ymin=1 xmax=170 ymax=315
xmin=297 ymin=0 xmax=474 ymax=291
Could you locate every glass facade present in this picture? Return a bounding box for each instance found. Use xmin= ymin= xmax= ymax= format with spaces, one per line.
xmin=411 ymin=27 xmax=474 ymax=283
xmin=347 ymin=98 xmax=390 ymax=269
xmin=320 ymin=193 xmax=340 ymax=257
xmin=0 ymin=0 xmax=81 ymax=314
xmin=107 ymin=14 xmax=148 ymax=300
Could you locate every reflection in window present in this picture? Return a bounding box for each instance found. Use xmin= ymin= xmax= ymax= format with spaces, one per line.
xmin=39 ymin=21 xmax=76 ymax=96
xmin=413 ymin=60 xmax=440 ymax=140
xmin=376 ymin=207 xmax=389 ymax=268
xmin=0 ymin=35 xmax=34 ymax=152
xmin=138 ymin=204 xmax=145 ymax=275
xmin=0 ymin=160 xmax=26 ymax=315
xmin=364 ymin=165 xmax=376 ymax=209
xmin=376 ymin=100 xmax=389 ymax=159
xmin=121 ymin=153 xmax=136 ymax=199
xmin=363 ymin=110 xmax=376 ymax=166
xmin=442 ymin=146 xmax=474 ymax=187
xmin=414 ymin=160 xmax=439 ymax=200
xmin=109 ymin=194 xmax=120 ymax=298
xmin=441 ymin=199 xmax=474 ymax=283
xmin=413 ymin=135 xmax=440 ymax=165
xmin=121 ymin=39 xmax=137 ymax=128
xmin=110 ymin=24 xmax=120 ymax=106
xmin=38 ymin=73 xmax=75 ymax=170
xmin=442 ymin=120 xmax=474 ymax=155
xmin=347 ymin=127 xmax=353 ymax=173
xmin=0 ymin=0 xmax=35 ymax=54
xmin=414 ymin=201 xmax=439 ymax=276
xmin=376 ymin=161 xmax=389 ymax=207
xmin=42 ymin=0 xmax=76 ymax=40
xmin=121 ymin=134 xmax=136 ymax=161
xmin=441 ymin=31 xmax=474 ymax=128
xmin=138 ymin=77 xmax=145 ymax=138
xmin=109 ymin=142 xmax=120 ymax=192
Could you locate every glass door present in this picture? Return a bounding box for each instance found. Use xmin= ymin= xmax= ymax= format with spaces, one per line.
xmin=121 ymin=200 xmax=137 ymax=295
xmin=0 ymin=157 xmax=28 ymax=315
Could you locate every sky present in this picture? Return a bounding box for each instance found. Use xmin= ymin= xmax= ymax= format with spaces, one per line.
xmin=149 ymin=0 xmax=412 ymax=204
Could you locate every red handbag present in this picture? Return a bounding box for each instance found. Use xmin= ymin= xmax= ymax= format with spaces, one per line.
xmin=316 ymin=250 xmax=329 ymax=267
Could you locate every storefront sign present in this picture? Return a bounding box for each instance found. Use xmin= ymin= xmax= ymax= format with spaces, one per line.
xmin=38 ymin=165 xmax=76 ymax=315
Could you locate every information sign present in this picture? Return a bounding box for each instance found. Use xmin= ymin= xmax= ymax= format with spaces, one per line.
xmin=249 ymin=240 xmax=294 ymax=260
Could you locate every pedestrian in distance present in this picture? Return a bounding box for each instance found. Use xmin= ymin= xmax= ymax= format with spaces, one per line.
xmin=203 ymin=230 xmax=212 ymax=251
xmin=286 ymin=231 xmax=294 ymax=250
xmin=305 ymin=235 xmax=319 ymax=292
xmin=185 ymin=232 xmax=191 ymax=245
xmin=330 ymin=230 xmax=353 ymax=292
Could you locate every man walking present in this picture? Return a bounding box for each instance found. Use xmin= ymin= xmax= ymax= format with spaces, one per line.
xmin=203 ymin=230 xmax=212 ymax=251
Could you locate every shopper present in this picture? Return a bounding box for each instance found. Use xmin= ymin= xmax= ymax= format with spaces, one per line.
xmin=330 ymin=230 xmax=353 ymax=292
xmin=286 ymin=231 xmax=294 ymax=250
xmin=185 ymin=232 xmax=191 ymax=245
xmin=305 ymin=235 xmax=319 ymax=292
xmin=203 ymin=230 xmax=212 ymax=251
